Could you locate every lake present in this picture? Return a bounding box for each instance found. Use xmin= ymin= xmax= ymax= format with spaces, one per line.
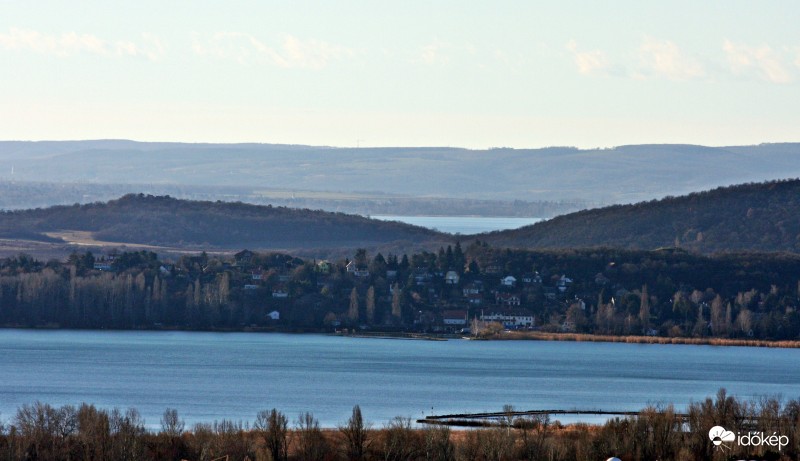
xmin=2 ymin=330 xmax=799 ymax=429
xmin=370 ymin=215 xmax=542 ymax=234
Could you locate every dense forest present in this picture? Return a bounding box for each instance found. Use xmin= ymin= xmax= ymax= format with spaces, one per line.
xmin=0 ymin=194 xmax=444 ymax=249
xmin=0 ymin=390 xmax=799 ymax=460
xmin=1 ymin=243 xmax=799 ymax=341
xmin=485 ymin=178 xmax=800 ymax=254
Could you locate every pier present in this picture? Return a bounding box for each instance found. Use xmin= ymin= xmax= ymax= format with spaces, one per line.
xmin=417 ymin=409 xmax=691 ymax=427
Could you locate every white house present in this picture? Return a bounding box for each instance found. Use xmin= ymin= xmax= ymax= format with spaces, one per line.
xmin=501 ymin=275 xmax=517 ymax=287
xmin=462 ymin=283 xmax=483 ymax=296
xmin=495 ymin=292 xmax=521 ymax=306
xmin=557 ymin=275 xmax=574 ymax=292
xmin=346 ymin=261 xmax=370 ymax=277
xmin=445 ymin=271 xmax=460 ymax=285
xmin=481 ymin=309 xmax=534 ymax=328
xmin=267 ymin=310 xmax=280 ymax=321
xmin=522 ymin=272 xmax=542 ymax=284
xmin=316 ymin=260 xmax=332 ymax=274
xmin=442 ymin=310 xmax=468 ymax=326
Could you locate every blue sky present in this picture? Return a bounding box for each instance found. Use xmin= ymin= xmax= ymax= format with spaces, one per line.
xmin=1 ymin=1 xmax=798 ymax=148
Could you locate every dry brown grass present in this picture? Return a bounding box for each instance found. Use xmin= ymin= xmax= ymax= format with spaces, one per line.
xmin=496 ymin=331 xmax=800 ymax=348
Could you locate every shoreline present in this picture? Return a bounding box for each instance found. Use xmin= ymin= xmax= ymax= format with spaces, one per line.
xmin=493 ymin=330 xmax=800 ymax=348
xmin=2 ymin=325 xmax=799 ymax=348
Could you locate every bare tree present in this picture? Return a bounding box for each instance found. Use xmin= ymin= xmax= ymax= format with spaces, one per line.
xmin=160 ymin=408 xmax=185 ymax=438
xmin=635 ymin=404 xmax=681 ymax=461
xmin=295 ymin=412 xmax=327 ymax=461
xmin=255 ymin=409 xmax=288 ymax=461
xmin=381 ymin=416 xmax=417 ymax=461
xmin=422 ymin=423 xmax=455 ymax=461
xmin=339 ymin=405 xmax=369 ymax=461
xmin=77 ymin=403 xmax=111 ymax=461
xmin=710 ymin=295 xmax=726 ymax=336
xmin=736 ymin=308 xmax=753 ymax=335
xmin=639 ymin=284 xmax=650 ymax=333
xmin=349 ymin=287 xmax=360 ymax=323
xmin=391 ymin=284 xmax=402 ymax=322
xmin=109 ymin=407 xmax=145 ymax=461
xmin=478 ymin=427 xmax=514 ymax=461
xmin=517 ymin=414 xmax=549 ymax=461
xmin=366 ymin=286 xmax=376 ymax=324
xmin=14 ymin=402 xmax=78 ymax=460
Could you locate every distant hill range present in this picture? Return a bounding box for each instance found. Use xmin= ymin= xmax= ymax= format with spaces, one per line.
xmin=1 ymin=140 xmax=799 ymax=204
xmin=0 ymin=180 xmax=587 ymax=218
xmin=1 ymin=180 xmax=800 ymax=257
xmin=0 ymin=194 xmax=445 ymax=251
xmin=484 ymin=179 xmax=800 ymax=254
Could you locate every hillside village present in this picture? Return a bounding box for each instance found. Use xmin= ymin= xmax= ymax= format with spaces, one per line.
xmin=2 ymin=242 xmax=799 ymax=341
xmin=86 ymin=243 xmax=573 ymax=334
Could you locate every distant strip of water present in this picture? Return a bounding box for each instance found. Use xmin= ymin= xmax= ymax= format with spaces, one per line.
xmin=2 ymin=330 xmax=799 ymax=429
xmin=369 ymin=215 xmax=542 ymax=234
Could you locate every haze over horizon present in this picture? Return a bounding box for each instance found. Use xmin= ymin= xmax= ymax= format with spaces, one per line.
xmin=2 ymin=1 xmax=799 ymax=149
xmin=3 ymin=138 xmax=799 ymax=151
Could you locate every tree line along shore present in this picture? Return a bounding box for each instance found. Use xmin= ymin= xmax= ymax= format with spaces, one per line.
xmin=1 ymin=389 xmax=799 ymax=460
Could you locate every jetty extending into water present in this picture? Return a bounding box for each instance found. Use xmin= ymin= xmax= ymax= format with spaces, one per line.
xmin=417 ymin=409 xmax=691 ymax=427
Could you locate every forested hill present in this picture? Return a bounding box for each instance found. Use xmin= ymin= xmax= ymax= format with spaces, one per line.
xmin=0 ymin=194 xmax=444 ymax=249
xmin=484 ymin=179 xmax=800 ymax=254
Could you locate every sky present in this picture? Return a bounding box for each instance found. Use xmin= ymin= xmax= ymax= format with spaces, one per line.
xmin=1 ymin=1 xmax=799 ymax=149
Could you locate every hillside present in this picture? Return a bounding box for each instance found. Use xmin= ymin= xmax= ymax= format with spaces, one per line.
xmin=1 ymin=141 xmax=799 ymax=204
xmin=0 ymin=194 xmax=445 ymax=250
xmin=484 ymin=179 xmax=800 ymax=254
xmin=4 ymin=180 xmax=800 ymax=256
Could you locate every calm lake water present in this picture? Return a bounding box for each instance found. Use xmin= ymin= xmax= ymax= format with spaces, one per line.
xmin=370 ymin=215 xmax=542 ymax=234
xmin=2 ymin=330 xmax=800 ymax=429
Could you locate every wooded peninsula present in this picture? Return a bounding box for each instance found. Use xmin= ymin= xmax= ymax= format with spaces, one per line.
xmin=1 ymin=180 xmax=800 ymax=343
xmin=1 ymin=241 xmax=799 ymax=343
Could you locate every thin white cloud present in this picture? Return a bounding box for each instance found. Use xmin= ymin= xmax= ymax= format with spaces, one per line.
xmin=565 ymin=40 xmax=609 ymax=75
xmin=193 ymin=32 xmax=353 ymax=69
xmin=723 ymin=39 xmax=792 ymax=84
xmin=139 ymin=33 xmax=166 ymax=61
xmin=418 ymin=39 xmax=450 ymax=66
xmin=637 ymin=36 xmax=704 ymax=81
xmin=0 ymin=27 xmax=165 ymax=61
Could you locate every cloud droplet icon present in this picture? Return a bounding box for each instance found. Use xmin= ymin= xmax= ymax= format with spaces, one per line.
xmin=708 ymin=426 xmax=735 ymax=446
